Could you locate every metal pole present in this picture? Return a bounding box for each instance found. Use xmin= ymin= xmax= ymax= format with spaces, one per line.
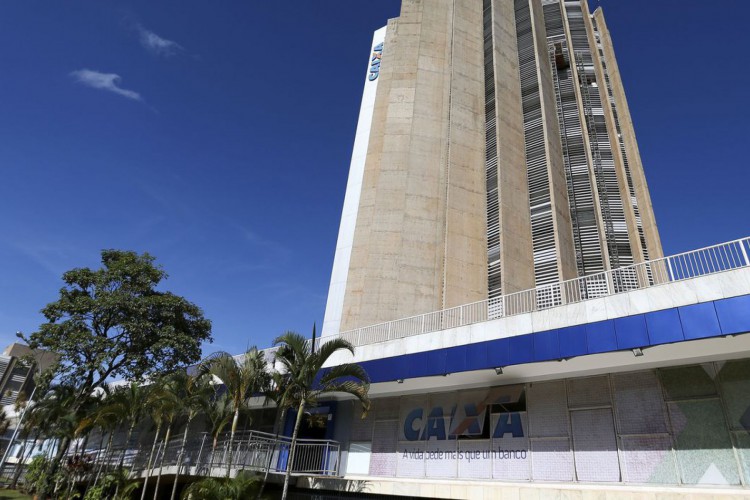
xmin=194 ymin=433 xmax=207 ymax=475
xmin=740 ymin=240 xmax=750 ymax=267
xmin=667 ymin=257 xmax=675 ymax=282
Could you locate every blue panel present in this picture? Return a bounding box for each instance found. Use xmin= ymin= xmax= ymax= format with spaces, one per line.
xmin=445 ymin=345 xmax=467 ymax=373
xmin=390 ymin=356 xmax=411 ymax=381
xmin=679 ymin=302 xmax=722 ymax=340
xmin=360 ymin=357 xmax=399 ymax=383
xmin=466 ymin=342 xmax=490 ymax=371
xmin=715 ymin=294 xmax=750 ymax=335
xmin=645 ymin=308 xmax=684 ymax=345
xmin=486 ymin=338 xmax=510 ymax=368
xmin=586 ymin=320 xmax=618 ymax=354
xmin=614 ymin=314 xmax=649 ymax=349
xmin=508 ymin=335 xmax=534 ymax=365
xmin=558 ymin=325 xmax=588 ymax=358
xmin=428 ymin=349 xmax=447 ymax=376
xmin=533 ymin=329 xmax=560 ymax=361
xmin=360 ymin=358 xmax=397 ymax=383
xmin=410 ymin=352 xmax=435 ymax=378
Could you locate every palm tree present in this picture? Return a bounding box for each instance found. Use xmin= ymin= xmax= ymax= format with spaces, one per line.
xmin=202 ymin=391 xmax=233 ymax=474
xmin=273 ymin=330 xmax=370 ymax=500
xmin=18 ymin=384 xmax=79 ymax=497
xmin=87 ymin=397 xmax=120 ymax=488
xmin=256 ymin=370 xmax=291 ymax=500
xmin=64 ymin=391 xmax=105 ymax=497
xmin=139 ymin=379 xmax=178 ymax=500
xmin=150 ymin=374 xmax=184 ymax=500
xmin=202 ymin=348 xmax=271 ymax=477
xmin=170 ymin=371 xmax=213 ymax=500
xmin=98 ymin=382 xmax=152 ymax=469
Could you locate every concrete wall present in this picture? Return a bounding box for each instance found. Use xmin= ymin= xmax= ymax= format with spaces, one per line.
xmin=341 ymin=0 xmax=489 ymax=331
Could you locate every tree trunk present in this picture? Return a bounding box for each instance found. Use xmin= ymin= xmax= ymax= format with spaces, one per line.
xmin=49 ymin=436 xmax=71 ymax=497
xmin=119 ymin=420 xmax=137 ymax=468
xmin=152 ymin=423 xmax=172 ymax=500
xmin=281 ymin=401 xmax=305 ymax=500
xmin=95 ymin=430 xmax=115 ymax=487
xmin=65 ymin=434 xmax=88 ymax=499
xmin=52 ymin=435 xmax=71 ymax=468
xmin=207 ymin=436 xmax=218 ymax=476
xmin=84 ymin=433 xmax=102 ymax=490
xmin=257 ymin=406 xmax=286 ymax=500
xmin=226 ymin=408 xmax=239 ymax=478
xmin=139 ymin=423 xmax=162 ymax=500
xmin=170 ymin=418 xmax=192 ymax=500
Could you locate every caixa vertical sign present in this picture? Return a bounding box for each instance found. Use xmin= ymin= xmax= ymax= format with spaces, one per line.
xmin=368 ymin=43 xmax=384 ymax=81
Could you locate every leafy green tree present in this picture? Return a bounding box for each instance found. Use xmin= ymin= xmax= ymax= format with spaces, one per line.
xmin=273 ymin=331 xmax=370 ymax=500
xmin=202 ymin=349 xmax=272 ymax=477
xmin=23 ymin=250 xmax=212 ymax=398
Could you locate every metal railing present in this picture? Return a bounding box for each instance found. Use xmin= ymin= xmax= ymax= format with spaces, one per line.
xmin=334 ymin=237 xmax=750 ymax=347
xmin=76 ymin=429 xmax=340 ymax=478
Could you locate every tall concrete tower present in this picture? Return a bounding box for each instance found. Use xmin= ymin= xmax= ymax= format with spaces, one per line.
xmin=322 ymin=0 xmax=662 ymax=337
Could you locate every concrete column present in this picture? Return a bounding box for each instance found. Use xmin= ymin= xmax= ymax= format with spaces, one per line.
xmin=442 ymin=0 xmax=490 ymax=308
xmin=491 ymin=0 xmax=536 ymax=294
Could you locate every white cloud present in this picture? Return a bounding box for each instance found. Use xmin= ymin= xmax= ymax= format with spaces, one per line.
xmin=137 ymin=25 xmax=182 ymax=57
xmin=70 ymin=69 xmax=142 ymax=101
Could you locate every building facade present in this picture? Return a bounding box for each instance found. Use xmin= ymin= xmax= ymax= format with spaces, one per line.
xmin=311 ymin=0 xmax=750 ymax=497
xmin=322 ymin=0 xmax=661 ymax=338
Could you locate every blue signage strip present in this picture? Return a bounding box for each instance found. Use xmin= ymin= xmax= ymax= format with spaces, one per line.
xmin=354 ymin=294 xmax=750 ymax=383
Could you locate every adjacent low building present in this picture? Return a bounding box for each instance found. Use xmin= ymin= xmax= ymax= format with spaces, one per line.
xmin=0 ymin=343 xmax=58 ymax=460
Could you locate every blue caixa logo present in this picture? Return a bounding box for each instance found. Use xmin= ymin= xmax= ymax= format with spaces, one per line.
xmin=403 ymin=404 xmax=524 ymax=441
xmin=368 ymin=43 xmax=383 ymax=81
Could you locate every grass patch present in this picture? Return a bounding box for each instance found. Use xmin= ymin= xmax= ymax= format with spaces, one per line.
xmin=0 ymin=490 xmax=32 ymax=499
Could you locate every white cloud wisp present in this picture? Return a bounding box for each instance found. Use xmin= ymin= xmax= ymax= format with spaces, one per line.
xmin=137 ymin=25 xmax=183 ymax=57
xmin=70 ymin=69 xmax=142 ymax=101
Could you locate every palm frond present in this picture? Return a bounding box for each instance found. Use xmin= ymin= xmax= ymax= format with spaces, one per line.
xmin=313 ymin=338 xmax=355 ymax=368
xmin=319 ymin=363 xmax=370 ymax=386
xmin=316 ymin=381 xmax=371 ymax=415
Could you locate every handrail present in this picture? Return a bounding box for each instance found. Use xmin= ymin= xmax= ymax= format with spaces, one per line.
xmin=329 ymin=237 xmax=750 ymax=348
xmin=69 ymin=429 xmax=342 ymax=478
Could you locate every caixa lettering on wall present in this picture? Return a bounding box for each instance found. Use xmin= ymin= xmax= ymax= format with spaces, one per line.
xmin=400 ymin=385 xmax=526 ymax=441
xmin=368 ymin=43 xmax=383 ymax=81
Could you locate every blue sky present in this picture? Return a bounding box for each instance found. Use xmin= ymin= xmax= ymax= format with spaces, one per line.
xmin=0 ymin=1 xmax=748 ymax=356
